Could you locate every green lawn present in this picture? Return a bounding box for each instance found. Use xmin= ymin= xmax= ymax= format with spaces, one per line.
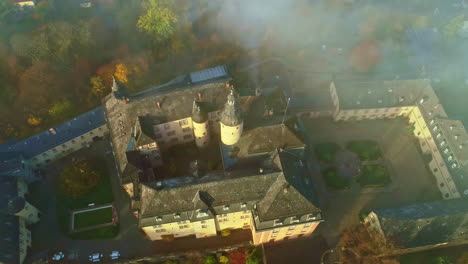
xmin=56 ymin=158 xmax=117 ymax=239
xmin=322 ymin=167 xmax=350 ymax=189
xmin=346 ymin=140 xmax=382 ymax=161
xmin=358 ymin=165 xmax=391 ymax=188
xmin=399 ymin=244 xmax=468 ymax=264
xmin=74 ymin=206 xmax=113 ymax=230
xmin=314 ymin=142 xmax=341 ymax=162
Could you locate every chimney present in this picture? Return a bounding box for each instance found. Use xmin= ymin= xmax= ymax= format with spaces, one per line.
xmin=226 ymin=83 xmax=230 ymax=88
xmin=157 ymin=102 xmax=161 ymax=109
xmin=155 ymin=181 xmax=163 ymax=190
xmin=49 ymin=128 xmax=57 ymax=134
xmin=259 ymin=168 xmax=264 ymax=174
xmin=197 ymin=92 xmax=202 ymax=101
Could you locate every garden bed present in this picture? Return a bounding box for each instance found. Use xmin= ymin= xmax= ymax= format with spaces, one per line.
xmin=322 ymin=167 xmax=350 ymax=189
xmin=358 ymin=165 xmax=391 ymax=188
xmin=73 ymin=206 xmax=113 ymax=230
xmin=314 ymin=142 xmax=340 ymax=162
xmin=346 ymin=140 xmax=381 ymax=161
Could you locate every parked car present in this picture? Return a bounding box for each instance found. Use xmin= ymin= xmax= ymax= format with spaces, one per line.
xmin=89 ymin=253 xmax=103 ymax=262
xmin=110 ymin=251 xmax=120 ymax=260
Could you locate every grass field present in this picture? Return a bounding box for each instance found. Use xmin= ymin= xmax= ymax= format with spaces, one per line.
xmin=322 ymin=167 xmax=350 ymax=190
xmin=346 ymin=140 xmax=382 ymax=161
xmin=56 ymin=158 xmax=117 ymax=239
xmin=74 ymin=206 xmax=113 ymax=230
xmin=314 ymin=142 xmax=340 ymax=162
xmin=358 ymin=164 xmax=391 ymax=188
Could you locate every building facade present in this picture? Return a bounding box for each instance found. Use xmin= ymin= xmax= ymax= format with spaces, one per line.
xmin=330 ymin=79 xmax=468 ymax=200
xmin=103 ymin=66 xmax=323 ymax=244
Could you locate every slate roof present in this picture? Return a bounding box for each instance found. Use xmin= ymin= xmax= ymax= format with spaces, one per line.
xmin=0 ymin=152 xmax=23 ymax=176
xmin=189 ymin=66 xmax=228 ymax=84
xmin=0 ymin=177 xmax=20 ymax=264
xmin=104 ymin=66 xmax=231 ymax=184
xmin=0 ymin=107 xmax=106 ymax=159
xmin=138 ymin=150 xmax=320 ymax=227
xmin=373 ymin=198 xmax=468 ymax=249
xmin=221 ymin=117 xmax=304 ymax=169
xmin=333 ymin=79 xmax=433 ymax=110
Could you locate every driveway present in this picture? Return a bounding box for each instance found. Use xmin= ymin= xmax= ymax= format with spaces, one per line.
xmin=301 ymin=118 xmax=441 ymax=245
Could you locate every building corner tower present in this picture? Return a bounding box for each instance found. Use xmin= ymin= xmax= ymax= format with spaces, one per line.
xmin=220 ymin=88 xmax=243 ymax=146
xmin=192 ymin=101 xmax=210 ymax=148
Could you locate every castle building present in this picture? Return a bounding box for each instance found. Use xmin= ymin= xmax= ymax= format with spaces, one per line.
xmin=329 ymin=79 xmax=468 ymax=199
xmin=0 ymin=152 xmax=40 ymax=264
xmin=103 ymin=65 xmax=323 ymax=244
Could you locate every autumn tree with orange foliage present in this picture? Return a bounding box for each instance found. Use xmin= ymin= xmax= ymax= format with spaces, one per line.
xmin=338 ymin=225 xmax=398 ymax=264
xmin=114 ymin=63 xmax=131 ymax=84
xmin=350 ymin=40 xmax=381 ymax=72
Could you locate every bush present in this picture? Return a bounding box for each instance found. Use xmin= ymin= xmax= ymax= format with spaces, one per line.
xmin=203 ymin=254 xmax=217 ymax=264
xmin=221 ymin=229 xmax=232 ymax=237
xmin=358 ymin=165 xmax=391 ymax=188
xmin=314 ymin=142 xmax=340 ymax=162
xmin=322 ymin=167 xmax=350 ymax=189
xmin=59 ymin=160 xmax=101 ymax=198
xmin=219 ymin=255 xmax=229 ymax=264
xmin=346 ymin=140 xmax=381 ymax=161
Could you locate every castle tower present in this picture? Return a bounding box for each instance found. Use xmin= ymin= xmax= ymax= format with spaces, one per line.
xmin=220 ymin=88 xmax=243 ymax=146
xmin=8 ymin=197 xmax=40 ymax=225
xmin=192 ymin=101 xmax=210 ymax=148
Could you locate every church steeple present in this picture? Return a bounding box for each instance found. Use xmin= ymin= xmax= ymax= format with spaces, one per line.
xmin=220 ymin=88 xmax=243 ymax=146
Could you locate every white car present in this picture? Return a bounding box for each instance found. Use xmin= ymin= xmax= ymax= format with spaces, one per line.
xmin=110 ymin=251 xmax=120 ymax=260
xmin=89 ymin=253 xmax=103 ymax=262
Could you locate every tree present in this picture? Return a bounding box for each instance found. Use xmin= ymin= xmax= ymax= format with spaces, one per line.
xmin=228 ymin=249 xmax=248 ymax=264
xmin=27 ymin=115 xmax=42 ymax=126
xmin=203 ymin=255 xmax=217 ymax=264
xmin=219 ymin=255 xmax=229 ymax=264
xmin=59 ymin=160 xmax=101 ymax=198
xmin=0 ymin=0 xmax=15 ymax=22
xmin=350 ymin=40 xmax=381 ymax=72
xmin=90 ymin=76 xmax=108 ymax=98
xmin=431 ymin=256 xmax=455 ymax=264
xmin=137 ymin=0 xmax=178 ymax=43
xmin=338 ymin=225 xmax=397 ymax=264
xmin=48 ymin=99 xmax=76 ymax=121
xmin=114 ymin=63 xmax=131 ymax=84
xmin=443 ymin=15 xmax=464 ymax=38
xmin=163 ymin=260 xmax=179 ymax=264
xmin=246 ymin=248 xmax=262 ymax=264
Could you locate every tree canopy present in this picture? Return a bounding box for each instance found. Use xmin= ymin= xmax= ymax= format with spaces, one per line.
xmin=59 ymin=160 xmax=101 ymax=198
xmin=137 ymin=0 xmax=178 ymax=43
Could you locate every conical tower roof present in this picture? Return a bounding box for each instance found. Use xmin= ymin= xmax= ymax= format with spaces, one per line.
xmin=192 ymin=100 xmax=208 ymax=123
xmin=220 ymin=88 xmax=242 ymax=126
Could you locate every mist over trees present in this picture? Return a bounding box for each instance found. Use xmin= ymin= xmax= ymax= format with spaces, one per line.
xmin=0 ymin=0 xmax=466 ymax=142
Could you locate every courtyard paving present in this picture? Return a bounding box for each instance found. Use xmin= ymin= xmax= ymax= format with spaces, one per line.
xmin=301 ymin=118 xmax=442 ymax=245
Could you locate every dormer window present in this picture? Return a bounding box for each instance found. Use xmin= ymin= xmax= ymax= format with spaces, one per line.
xmin=307 ymin=214 xmax=318 ymax=221
xmin=444 ymin=148 xmax=449 ymax=154
xmin=274 ymin=219 xmax=283 ymax=226
xmin=240 ymin=203 xmax=247 ymax=208
xmin=223 ymin=205 xmax=230 ymax=211
xmin=437 ymin=133 xmax=442 ymax=139
xmin=290 ymin=216 xmax=299 ymax=223
xmin=430 ymin=119 xmax=435 ymax=125
xmin=433 ymin=125 xmax=438 ymax=131
xmin=155 ymin=216 xmax=163 ymax=222
xmin=197 ymin=209 xmax=208 ymax=218
xmin=174 ymin=213 xmax=181 ymax=219
xmin=451 ymin=162 xmax=458 ymax=169
xmin=448 ymin=155 xmax=453 ymax=161
xmin=440 ymin=141 xmax=446 ymax=147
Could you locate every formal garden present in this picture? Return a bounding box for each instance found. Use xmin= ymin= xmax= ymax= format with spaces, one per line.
xmin=315 ymin=140 xmax=391 ymax=190
xmin=56 ymin=158 xmax=119 ymax=239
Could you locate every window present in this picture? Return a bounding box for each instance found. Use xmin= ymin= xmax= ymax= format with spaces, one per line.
xmin=201 ymin=225 xmax=207 ymax=228
xmin=170 ymin=138 xmax=178 ymax=143
xmin=178 ymin=220 xmax=187 ymax=225
xmin=164 ymin=124 xmax=170 ymax=130
xmin=90 ymin=131 xmax=94 ymax=135
xmin=71 ymin=139 xmax=76 ymax=144
xmin=240 ymin=203 xmax=247 ymax=208
xmin=301 ymin=229 xmax=307 ymax=233
xmin=42 ymin=153 xmax=48 ymax=157
xmin=290 ymin=216 xmax=299 ymax=223
xmin=155 ymin=216 xmax=163 ymax=222
xmin=154 ymin=126 xmax=160 ymax=132
xmin=155 ymin=133 xmax=162 ymax=139
xmin=80 ymin=135 xmax=84 ymax=139
xmin=156 ymin=229 xmax=167 ymax=233
xmin=183 ymin=135 xmax=192 ymax=140
xmin=274 ymin=219 xmax=283 ymax=226
xmin=197 ymin=210 xmax=208 ymax=218
xmin=174 ymin=213 xmax=181 ymax=219
xmin=271 ymin=234 xmax=277 ymax=238
xmin=167 ymin=131 xmax=176 ymax=136
xmin=304 ymin=223 xmax=311 ymax=228
xmin=223 ymin=205 xmax=230 ymax=211
xmin=288 ymin=226 xmax=295 ymax=230
xmin=201 ymin=220 xmax=206 ymax=224
xmin=179 ymin=119 xmax=188 ymax=126
xmin=286 ymin=231 xmax=293 ymax=235
xmin=272 ymin=228 xmax=279 ymax=233
xmin=153 ymin=225 xmax=162 ymax=229
xmin=243 ymin=210 xmax=250 ymax=214
xmin=182 ymin=127 xmax=191 ymax=133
